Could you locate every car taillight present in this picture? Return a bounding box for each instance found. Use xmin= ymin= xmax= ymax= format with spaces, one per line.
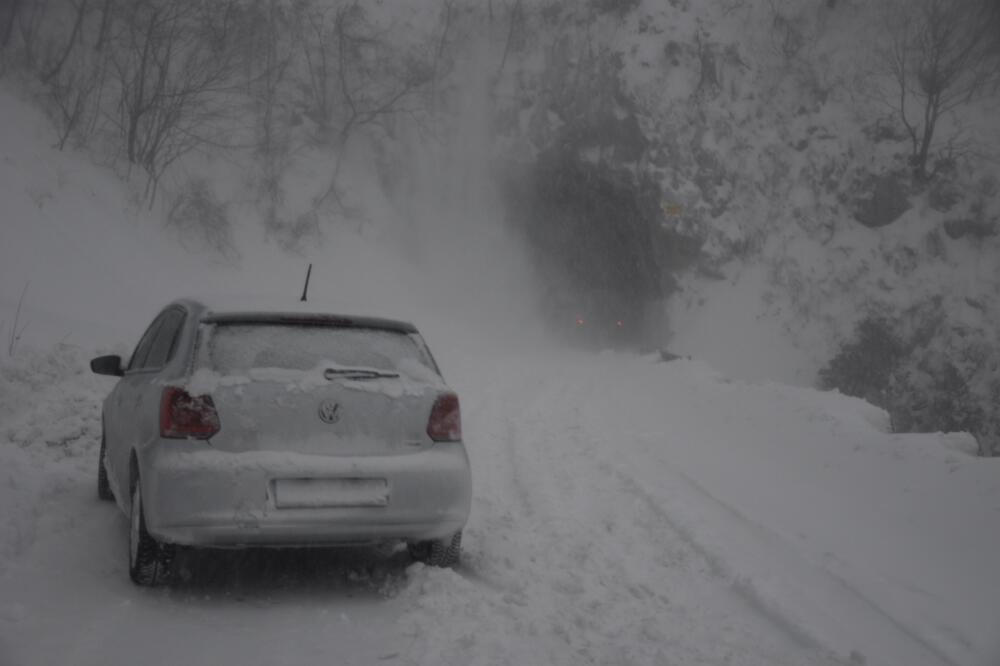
xmin=160 ymin=387 xmax=220 ymax=439
xmin=427 ymin=392 xmax=462 ymax=442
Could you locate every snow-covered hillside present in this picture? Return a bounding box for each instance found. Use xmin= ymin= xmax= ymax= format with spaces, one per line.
xmin=486 ymin=0 xmax=1000 ymax=448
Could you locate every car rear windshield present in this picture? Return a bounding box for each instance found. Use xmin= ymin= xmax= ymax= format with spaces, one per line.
xmin=204 ymin=324 xmax=436 ymax=375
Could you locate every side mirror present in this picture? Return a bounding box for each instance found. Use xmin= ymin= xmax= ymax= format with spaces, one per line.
xmin=90 ymin=355 xmax=124 ymax=377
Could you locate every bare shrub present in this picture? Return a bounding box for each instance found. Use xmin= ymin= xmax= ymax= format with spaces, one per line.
xmin=819 ymin=317 xmax=906 ymax=408
xmin=46 ymin=54 xmax=106 ymax=150
xmin=264 ymin=210 xmax=321 ymax=254
xmin=166 ymin=178 xmax=236 ymax=259
xmin=821 ymin=315 xmax=999 ymax=455
xmin=889 ymin=355 xmax=985 ymax=438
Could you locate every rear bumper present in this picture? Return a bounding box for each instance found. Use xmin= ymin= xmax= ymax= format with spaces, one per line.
xmin=140 ymin=443 xmax=471 ymax=547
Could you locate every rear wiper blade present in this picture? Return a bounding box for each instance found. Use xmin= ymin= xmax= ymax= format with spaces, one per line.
xmin=323 ymin=367 xmax=400 ymax=380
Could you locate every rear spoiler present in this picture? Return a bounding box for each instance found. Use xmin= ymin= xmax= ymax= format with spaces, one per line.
xmin=201 ymin=312 xmax=418 ymax=334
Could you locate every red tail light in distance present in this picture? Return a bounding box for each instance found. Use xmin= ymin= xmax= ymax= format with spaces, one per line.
xmin=427 ymin=392 xmax=462 ymax=442
xmin=160 ymin=387 xmax=220 ymax=439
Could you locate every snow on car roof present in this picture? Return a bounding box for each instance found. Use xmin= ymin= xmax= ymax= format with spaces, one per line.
xmin=201 ymin=311 xmax=418 ymax=334
xmin=170 ymin=296 xmax=419 ymax=334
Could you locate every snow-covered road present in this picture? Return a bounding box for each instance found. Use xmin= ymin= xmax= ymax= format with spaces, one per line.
xmin=1 ymin=344 xmax=997 ymax=666
xmin=408 ymin=351 xmax=844 ymax=666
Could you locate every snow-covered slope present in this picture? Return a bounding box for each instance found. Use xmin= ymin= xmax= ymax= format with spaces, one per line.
xmin=0 ymin=80 xmax=541 ymax=356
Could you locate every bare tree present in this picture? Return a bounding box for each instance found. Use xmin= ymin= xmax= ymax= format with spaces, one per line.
xmin=107 ymin=0 xmax=239 ymax=203
xmin=431 ymin=0 xmax=456 ymax=89
xmin=495 ymin=0 xmax=522 ymax=80
xmin=6 ymin=282 xmax=29 ymax=357
xmin=40 ymin=0 xmax=88 ymax=83
xmin=331 ymin=4 xmax=431 ymax=146
xmin=299 ymin=3 xmax=338 ymax=134
xmin=93 ymin=0 xmax=114 ymax=52
xmin=237 ymin=0 xmax=295 ymax=232
xmin=878 ymin=0 xmax=1000 ymax=180
xmin=48 ymin=61 xmax=105 ymax=149
xmin=311 ymin=2 xmax=433 ymax=208
xmin=693 ymin=30 xmax=720 ymax=98
xmin=7 ymin=0 xmax=50 ymax=67
xmin=1 ymin=0 xmax=23 ymax=49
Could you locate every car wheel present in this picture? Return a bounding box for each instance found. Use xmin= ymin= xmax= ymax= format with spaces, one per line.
xmin=408 ymin=531 xmax=462 ymax=568
xmin=129 ymin=479 xmax=174 ymax=586
xmin=97 ymin=433 xmax=114 ymax=501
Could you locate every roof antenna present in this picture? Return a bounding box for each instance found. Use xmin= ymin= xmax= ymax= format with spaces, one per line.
xmin=300 ymin=263 xmax=312 ymax=302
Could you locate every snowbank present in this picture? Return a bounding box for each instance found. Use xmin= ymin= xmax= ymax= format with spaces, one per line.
xmin=0 ymin=345 xmax=110 ymax=574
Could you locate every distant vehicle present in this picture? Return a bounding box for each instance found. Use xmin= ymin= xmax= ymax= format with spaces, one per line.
xmin=90 ymin=299 xmax=471 ymax=586
xmin=568 ymin=309 xmax=632 ymax=350
xmin=545 ymin=287 xmax=644 ymax=350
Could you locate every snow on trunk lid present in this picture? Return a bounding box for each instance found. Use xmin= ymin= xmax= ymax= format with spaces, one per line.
xmin=187 ymin=322 xmax=445 ymax=455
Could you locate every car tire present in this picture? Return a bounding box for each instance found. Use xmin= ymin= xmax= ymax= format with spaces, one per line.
xmin=129 ymin=479 xmax=174 ymax=586
xmin=97 ymin=433 xmax=114 ymax=502
xmin=408 ymin=531 xmax=462 ymax=568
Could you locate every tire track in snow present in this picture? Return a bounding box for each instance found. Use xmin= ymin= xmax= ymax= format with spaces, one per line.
xmin=518 ymin=371 xmax=841 ymax=665
xmin=567 ymin=356 xmax=957 ymax=666
xmin=408 ymin=351 xmax=848 ymax=666
xmin=671 ymin=467 xmax=956 ymax=666
xmin=516 ymin=364 xmax=844 ymax=660
xmin=608 ymin=464 xmax=825 ymax=653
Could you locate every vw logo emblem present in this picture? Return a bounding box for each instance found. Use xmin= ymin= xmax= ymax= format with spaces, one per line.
xmin=318 ymin=400 xmax=341 ymax=424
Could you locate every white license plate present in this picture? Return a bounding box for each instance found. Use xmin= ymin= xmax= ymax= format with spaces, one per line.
xmin=273 ymin=478 xmax=389 ymax=508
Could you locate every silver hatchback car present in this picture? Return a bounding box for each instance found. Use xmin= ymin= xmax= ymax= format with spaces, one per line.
xmin=90 ymin=299 xmax=471 ymax=585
